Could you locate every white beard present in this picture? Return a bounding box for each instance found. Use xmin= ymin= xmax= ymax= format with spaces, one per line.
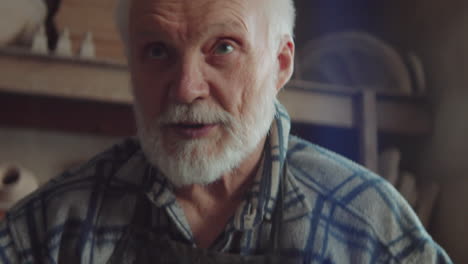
xmin=135 ymin=81 xmax=277 ymax=188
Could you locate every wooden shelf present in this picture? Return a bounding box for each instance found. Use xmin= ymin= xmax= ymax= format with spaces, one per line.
xmin=0 ymin=48 xmax=131 ymax=104
xmin=0 ymin=48 xmax=431 ymax=137
xmin=283 ymin=80 xmax=432 ymax=135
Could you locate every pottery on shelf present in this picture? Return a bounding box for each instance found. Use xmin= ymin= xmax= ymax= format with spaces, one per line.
xmin=79 ymin=31 xmax=96 ymax=59
xmin=0 ymin=164 xmax=39 ymax=211
xmin=0 ymin=0 xmax=47 ymax=46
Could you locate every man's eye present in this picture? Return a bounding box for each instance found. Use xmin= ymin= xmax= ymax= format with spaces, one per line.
xmin=214 ymin=42 xmax=234 ymax=55
xmin=146 ymin=44 xmax=168 ymax=59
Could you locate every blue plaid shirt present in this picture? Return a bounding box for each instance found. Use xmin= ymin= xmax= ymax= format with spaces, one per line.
xmin=0 ymin=103 xmax=452 ymax=263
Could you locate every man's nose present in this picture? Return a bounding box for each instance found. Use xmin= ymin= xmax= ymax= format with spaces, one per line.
xmin=169 ymin=56 xmax=209 ymax=104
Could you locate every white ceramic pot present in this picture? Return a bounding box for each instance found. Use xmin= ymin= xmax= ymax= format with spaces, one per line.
xmin=0 ymin=0 xmax=47 ymax=46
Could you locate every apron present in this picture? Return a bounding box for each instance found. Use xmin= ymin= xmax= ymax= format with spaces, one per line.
xmin=107 ymin=165 xmax=303 ymax=264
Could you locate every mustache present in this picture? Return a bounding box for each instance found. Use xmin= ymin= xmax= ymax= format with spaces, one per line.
xmin=158 ymin=102 xmax=235 ymax=125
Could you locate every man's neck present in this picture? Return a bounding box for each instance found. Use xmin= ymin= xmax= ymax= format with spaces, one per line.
xmin=174 ymin=136 xmax=267 ymax=248
xmin=175 ymin=137 xmax=265 ymax=208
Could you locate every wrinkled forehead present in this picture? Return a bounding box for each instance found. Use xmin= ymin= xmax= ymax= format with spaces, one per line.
xmin=129 ymin=0 xmax=267 ymax=38
xmin=130 ymin=0 xmax=255 ymax=16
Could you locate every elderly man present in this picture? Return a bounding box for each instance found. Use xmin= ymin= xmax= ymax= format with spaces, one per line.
xmin=0 ymin=0 xmax=452 ymax=263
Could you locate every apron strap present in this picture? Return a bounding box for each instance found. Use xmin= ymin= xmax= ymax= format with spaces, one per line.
xmin=106 ymin=193 xmax=153 ymax=264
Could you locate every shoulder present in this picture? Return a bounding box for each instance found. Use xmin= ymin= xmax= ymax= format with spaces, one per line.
xmin=286 ymin=135 xmax=378 ymax=193
xmin=8 ymin=138 xmax=143 ymax=216
xmin=3 ymin=138 xmax=148 ymax=261
xmin=285 ymin=136 xmax=449 ymax=262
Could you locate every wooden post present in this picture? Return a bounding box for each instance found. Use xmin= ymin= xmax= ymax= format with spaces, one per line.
xmin=355 ymin=90 xmax=379 ymax=172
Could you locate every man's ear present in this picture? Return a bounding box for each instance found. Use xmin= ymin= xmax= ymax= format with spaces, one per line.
xmin=275 ymin=35 xmax=295 ymax=92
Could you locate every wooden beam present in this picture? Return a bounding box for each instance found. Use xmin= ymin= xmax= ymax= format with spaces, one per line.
xmin=278 ymin=87 xmax=355 ymax=128
xmin=0 ymin=92 xmax=135 ymax=137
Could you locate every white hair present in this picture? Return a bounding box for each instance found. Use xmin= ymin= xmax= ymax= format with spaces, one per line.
xmin=135 ymin=73 xmax=278 ymax=187
xmin=115 ymin=0 xmax=296 ymax=52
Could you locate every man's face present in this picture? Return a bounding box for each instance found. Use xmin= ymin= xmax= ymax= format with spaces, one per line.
xmin=128 ymin=0 xmax=280 ymax=186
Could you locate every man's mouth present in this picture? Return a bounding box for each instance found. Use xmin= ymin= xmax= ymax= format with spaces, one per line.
xmin=175 ymin=123 xmax=208 ymax=129
xmin=168 ymin=123 xmax=217 ymax=138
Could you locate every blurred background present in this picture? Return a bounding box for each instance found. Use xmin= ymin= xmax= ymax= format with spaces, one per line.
xmin=0 ymin=0 xmax=467 ymax=262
